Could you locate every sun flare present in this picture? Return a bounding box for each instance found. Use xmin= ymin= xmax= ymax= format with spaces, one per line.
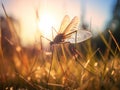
xmin=38 ymin=12 xmax=56 ymax=40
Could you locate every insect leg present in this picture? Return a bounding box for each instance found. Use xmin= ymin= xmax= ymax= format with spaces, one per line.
xmin=64 ymin=30 xmax=77 ymax=38
xmin=40 ymin=35 xmax=52 ymax=51
xmin=71 ymin=45 xmax=99 ymax=75
xmin=71 ymin=47 xmax=93 ymax=74
xmin=47 ymin=46 xmax=54 ymax=85
xmin=40 ymin=35 xmax=43 ymax=50
xmin=75 ymin=30 xmax=77 ymax=47
xmin=56 ymin=45 xmax=65 ymax=74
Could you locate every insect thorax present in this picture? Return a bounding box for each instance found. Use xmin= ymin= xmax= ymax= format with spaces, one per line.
xmin=51 ymin=34 xmax=64 ymax=45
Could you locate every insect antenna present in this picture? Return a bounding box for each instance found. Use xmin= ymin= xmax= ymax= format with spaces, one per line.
xmin=40 ymin=35 xmax=52 ymax=42
xmin=51 ymin=26 xmax=58 ymax=40
xmin=52 ymin=26 xmax=58 ymax=34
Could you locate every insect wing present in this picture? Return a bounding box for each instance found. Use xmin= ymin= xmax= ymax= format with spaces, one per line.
xmin=58 ymin=15 xmax=70 ymax=33
xmin=63 ymin=16 xmax=79 ymax=35
xmin=65 ymin=29 xmax=92 ymax=43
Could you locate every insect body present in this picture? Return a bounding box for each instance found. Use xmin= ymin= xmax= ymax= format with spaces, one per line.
xmin=50 ymin=15 xmax=92 ymax=46
xmin=50 ymin=34 xmax=65 ymax=45
xmin=45 ymin=15 xmax=92 ymax=84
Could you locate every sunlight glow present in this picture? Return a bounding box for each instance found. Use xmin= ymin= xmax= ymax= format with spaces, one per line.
xmin=4 ymin=0 xmax=115 ymax=46
xmin=38 ymin=12 xmax=56 ymax=39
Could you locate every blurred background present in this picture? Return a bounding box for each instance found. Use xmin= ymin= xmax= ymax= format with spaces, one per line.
xmin=0 ymin=0 xmax=119 ymax=48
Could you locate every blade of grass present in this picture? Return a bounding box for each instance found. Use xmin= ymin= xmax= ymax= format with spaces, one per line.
xmin=108 ymin=30 xmax=120 ymax=52
xmin=15 ymin=72 xmax=39 ymax=89
xmin=104 ymin=36 xmax=112 ymax=60
xmin=0 ymin=17 xmax=6 ymax=82
xmin=47 ymin=83 xmax=64 ymax=87
xmin=99 ymin=32 xmax=115 ymax=56
xmin=2 ymin=3 xmax=20 ymax=45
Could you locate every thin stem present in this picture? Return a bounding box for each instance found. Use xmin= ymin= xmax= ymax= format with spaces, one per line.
xmin=47 ymin=46 xmax=54 ymax=84
xmin=108 ymin=30 xmax=120 ymax=52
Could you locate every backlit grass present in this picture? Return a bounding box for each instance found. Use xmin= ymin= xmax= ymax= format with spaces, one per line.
xmin=0 ymin=3 xmax=120 ymax=90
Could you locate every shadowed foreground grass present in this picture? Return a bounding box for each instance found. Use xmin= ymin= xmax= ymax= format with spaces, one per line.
xmin=0 ymin=32 xmax=120 ymax=90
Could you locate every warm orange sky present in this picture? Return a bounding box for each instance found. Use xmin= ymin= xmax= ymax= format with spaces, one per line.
xmin=1 ymin=0 xmax=81 ymax=46
xmin=0 ymin=0 xmax=116 ymax=46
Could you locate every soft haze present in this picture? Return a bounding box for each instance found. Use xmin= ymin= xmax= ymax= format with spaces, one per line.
xmin=0 ymin=0 xmax=116 ymax=46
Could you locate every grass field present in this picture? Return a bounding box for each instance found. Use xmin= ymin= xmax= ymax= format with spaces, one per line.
xmin=0 ymin=3 xmax=120 ymax=90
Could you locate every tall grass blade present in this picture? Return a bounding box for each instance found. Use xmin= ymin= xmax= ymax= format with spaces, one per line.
xmin=108 ymin=30 xmax=120 ymax=52
xmin=99 ymin=32 xmax=115 ymax=56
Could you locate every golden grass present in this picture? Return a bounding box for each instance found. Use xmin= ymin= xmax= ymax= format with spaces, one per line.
xmin=0 ymin=3 xmax=120 ymax=90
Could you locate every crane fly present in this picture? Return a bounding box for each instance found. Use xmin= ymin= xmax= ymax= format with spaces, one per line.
xmin=50 ymin=15 xmax=79 ymax=45
xmin=41 ymin=15 xmax=92 ymax=47
xmin=40 ymin=15 xmax=92 ymax=84
xmin=42 ymin=16 xmax=91 ymax=51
